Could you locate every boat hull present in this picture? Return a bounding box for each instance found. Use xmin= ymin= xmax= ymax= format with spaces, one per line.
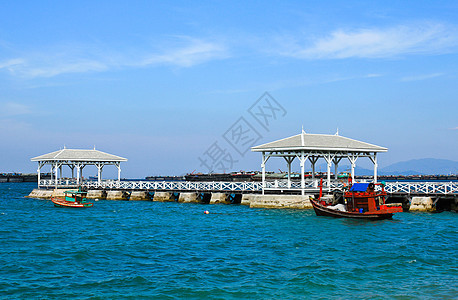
xmin=51 ymin=197 xmax=93 ymax=208
xmin=310 ymin=199 xmax=394 ymax=220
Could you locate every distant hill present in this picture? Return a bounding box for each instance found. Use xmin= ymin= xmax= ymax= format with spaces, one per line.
xmin=381 ymin=158 xmax=458 ymax=175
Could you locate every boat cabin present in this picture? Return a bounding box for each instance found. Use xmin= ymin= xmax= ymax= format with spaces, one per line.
xmin=344 ymin=182 xmax=386 ymax=213
xmin=64 ymin=190 xmax=88 ymax=203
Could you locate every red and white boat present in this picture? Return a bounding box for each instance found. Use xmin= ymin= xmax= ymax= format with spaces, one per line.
xmin=51 ymin=190 xmax=93 ymax=208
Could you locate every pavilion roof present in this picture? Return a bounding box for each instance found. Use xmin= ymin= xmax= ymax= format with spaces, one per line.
xmin=251 ymin=132 xmax=387 ymax=153
xmin=31 ymin=148 xmax=127 ymax=162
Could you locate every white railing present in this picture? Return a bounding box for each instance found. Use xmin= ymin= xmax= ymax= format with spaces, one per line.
xmin=38 ymin=179 xmax=458 ymax=195
xmin=384 ymin=181 xmax=458 ymax=195
xmin=40 ymin=179 xmax=263 ymax=192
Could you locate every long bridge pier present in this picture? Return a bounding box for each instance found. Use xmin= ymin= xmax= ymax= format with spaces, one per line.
xmin=29 ymin=179 xmax=458 ymax=212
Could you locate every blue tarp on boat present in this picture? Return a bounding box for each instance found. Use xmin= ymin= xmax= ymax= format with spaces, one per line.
xmin=350 ymin=183 xmax=370 ymax=192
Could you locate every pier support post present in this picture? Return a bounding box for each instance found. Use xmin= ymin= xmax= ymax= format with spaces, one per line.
xmin=153 ymin=192 xmax=175 ymax=202
xmin=106 ymin=190 xmax=129 ymax=200
xmin=178 ymin=192 xmax=200 ymax=203
xmin=210 ymin=193 xmax=230 ymax=204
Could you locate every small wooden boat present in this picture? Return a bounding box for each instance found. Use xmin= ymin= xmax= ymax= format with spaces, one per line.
xmin=311 ymin=180 xmax=402 ymax=220
xmin=52 ymin=190 xmax=93 ymax=208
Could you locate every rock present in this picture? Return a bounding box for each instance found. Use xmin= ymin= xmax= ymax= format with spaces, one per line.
xmin=153 ymin=192 xmax=175 ymax=202
xmin=210 ymin=193 xmax=230 ymax=204
xmin=409 ymin=197 xmax=434 ymax=212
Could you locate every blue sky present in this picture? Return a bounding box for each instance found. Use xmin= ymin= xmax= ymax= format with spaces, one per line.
xmin=1 ymin=0 xmax=457 ymax=178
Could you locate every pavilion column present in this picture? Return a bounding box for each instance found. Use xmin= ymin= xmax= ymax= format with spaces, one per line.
xmin=324 ymin=153 xmax=334 ymax=192
xmin=287 ymin=158 xmax=291 ymax=188
xmin=333 ymin=157 xmax=342 ymax=180
xmin=54 ymin=163 xmax=58 ymax=185
xmin=369 ymin=153 xmax=378 ymax=183
xmin=261 ymin=152 xmax=266 ymax=195
xmin=37 ymin=167 xmax=40 ymax=188
xmin=37 ymin=162 xmax=44 ymax=188
xmin=76 ymin=165 xmax=81 ymax=185
xmin=309 ymin=156 xmax=319 ymax=188
xmin=117 ymin=164 xmax=121 ymax=182
xmin=348 ymin=155 xmax=358 ymax=183
xmin=300 ymin=152 xmax=305 ymax=195
xmin=70 ymin=165 xmax=75 ymax=179
xmin=284 ymin=156 xmax=294 ymax=189
xmin=96 ymin=163 xmax=104 ymax=185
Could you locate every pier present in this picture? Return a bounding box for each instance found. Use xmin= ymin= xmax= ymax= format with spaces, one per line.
xmin=28 ymin=132 xmax=458 ymax=212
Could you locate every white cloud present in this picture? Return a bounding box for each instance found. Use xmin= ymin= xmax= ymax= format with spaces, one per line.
xmin=278 ymin=22 xmax=458 ymax=59
xmin=140 ymin=38 xmax=228 ymax=68
xmin=400 ymin=73 xmax=444 ymax=82
xmin=0 ymin=58 xmax=25 ymax=70
xmin=0 ymin=37 xmax=228 ymax=78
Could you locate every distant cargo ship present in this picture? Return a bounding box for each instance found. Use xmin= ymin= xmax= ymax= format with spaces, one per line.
xmin=0 ymin=173 xmax=51 ymax=183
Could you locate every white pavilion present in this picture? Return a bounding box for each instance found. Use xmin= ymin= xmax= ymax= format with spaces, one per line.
xmin=31 ymin=147 xmax=127 ymax=187
xmin=251 ymin=130 xmax=387 ymax=194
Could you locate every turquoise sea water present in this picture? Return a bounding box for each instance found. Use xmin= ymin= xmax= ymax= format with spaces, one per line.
xmin=1 ymin=183 xmax=457 ymax=299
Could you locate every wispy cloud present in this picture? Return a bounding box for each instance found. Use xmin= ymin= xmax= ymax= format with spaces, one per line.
xmin=451 ymin=127 xmax=458 ymax=130
xmin=0 ymin=102 xmax=33 ymax=116
xmin=400 ymin=73 xmax=444 ymax=82
xmin=0 ymin=37 xmax=229 ymax=78
xmin=139 ymin=38 xmax=228 ymax=68
xmin=277 ymin=22 xmax=458 ymax=59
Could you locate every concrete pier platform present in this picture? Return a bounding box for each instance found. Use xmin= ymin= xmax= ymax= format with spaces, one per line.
xmin=27 ymin=189 xmax=53 ymax=199
xmin=153 ymin=192 xmax=175 ymax=202
xmin=250 ymin=194 xmax=313 ymax=209
xmin=130 ymin=191 xmax=152 ymax=201
xmin=210 ymin=193 xmax=230 ymax=204
xmin=178 ymin=192 xmax=200 ymax=203
xmin=106 ymin=190 xmax=130 ymax=200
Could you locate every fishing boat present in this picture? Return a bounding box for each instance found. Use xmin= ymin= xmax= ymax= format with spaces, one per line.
xmin=51 ymin=190 xmax=93 ymax=208
xmin=310 ymin=181 xmax=402 ymax=220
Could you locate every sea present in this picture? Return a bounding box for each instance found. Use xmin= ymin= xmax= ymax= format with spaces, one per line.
xmin=1 ymin=182 xmax=457 ymax=299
